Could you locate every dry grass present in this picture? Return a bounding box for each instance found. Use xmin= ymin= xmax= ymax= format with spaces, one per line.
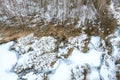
xmin=0 ymin=0 xmax=111 ymax=26
xmin=0 ymin=0 xmax=117 ymax=54
xmin=0 ymin=23 xmax=82 ymax=43
xmin=83 ymin=6 xmax=117 ymax=54
xmin=92 ymin=0 xmax=109 ymax=12
xmin=0 ymin=1 xmax=119 ymax=80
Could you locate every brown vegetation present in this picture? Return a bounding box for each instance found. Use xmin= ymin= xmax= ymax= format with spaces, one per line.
xmin=0 ymin=1 xmax=119 ymax=80
xmin=0 ymin=23 xmax=82 ymax=43
xmin=0 ymin=0 xmax=117 ymax=52
xmin=0 ymin=0 xmax=111 ymax=25
xmin=61 ymin=48 xmax=74 ymax=58
xmin=0 ymin=0 xmax=118 ymax=57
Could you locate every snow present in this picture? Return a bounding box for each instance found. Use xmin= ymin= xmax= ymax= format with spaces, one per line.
xmin=49 ymin=61 xmax=71 ymax=80
xmin=68 ymin=48 xmax=102 ymax=67
xmin=50 ymin=46 xmax=102 ymax=80
xmin=22 ymin=72 xmax=38 ymax=80
xmin=49 ymin=34 xmax=119 ymax=80
xmin=0 ymin=0 xmax=120 ymax=80
xmin=100 ymin=52 xmax=116 ymax=80
xmin=0 ymin=72 xmax=18 ymax=80
xmin=109 ymin=1 xmax=120 ymax=25
xmin=0 ymin=33 xmax=119 ymax=80
xmin=88 ymin=36 xmax=101 ymax=49
xmin=110 ymin=33 xmax=120 ymax=60
xmin=88 ymin=36 xmax=106 ymax=52
xmin=87 ymin=68 xmax=100 ymax=80
xmin=49 ymin=36 xmax=103 ymax=80
xmin=0 ymin=41 xmax=18 ymax=80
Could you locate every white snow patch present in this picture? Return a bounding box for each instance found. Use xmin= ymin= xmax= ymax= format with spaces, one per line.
xmin=22 ymin=72 xmax=38 ymax=80
xmin=0 ymin=41 xmax=18 ymax=80
xmin=88 ymin=36 xmax=101 ymax=49
xmin=50 ymin=36 xmax=104 ymax=80
xmin=109 ymin=2 xmax=120 ymax=25
xmin=49 ymin=61 xmax=71 ymax=80
xmin=69 ymin=48 xmax=102 ymax=67
xmin=110 ymin=29 xmax=120 ymax=60
xmin=1 ymin=34 xmax=118 ymax=80
xmin=87 ymin=68 xmax=100 ymax=80
xmin=100 ymin=54 xmax=116 ymax=80
xmin=88 ymin=36 xmax=106 ymax=52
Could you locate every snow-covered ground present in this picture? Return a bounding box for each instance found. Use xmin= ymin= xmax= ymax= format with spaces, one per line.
xmin=0 ymin=31 xmax=119 ymax=80
xmin=0 ymin=0 xmax=120 ymax=80
xmin=0 ymin=41 xmax=18 ymax=80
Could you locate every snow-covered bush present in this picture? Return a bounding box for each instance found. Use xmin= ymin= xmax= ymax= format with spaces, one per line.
xmin=0 ymin=0 xmax=109 ymax=26
xmin=22 ymin=72 xmax=47 ymax=80
xmin=13 ymin=33 xmax=36 ymax=54
xmin=13 ymin=34 xmax=57 ymax=54
xmin=70 ymin=64 xmax=90 ymax=80
xmin=100 ymin=54 xmax=116 ymax=80
xmin=68 ymin=34 xmax=89 ymax=52
xmin=14 ymin=52 xmax=58 ymax=73
xmin=13 ymin=34 xmax=58 ymax=78
xmin=32 ymin=36 xmax=57 ymax=53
